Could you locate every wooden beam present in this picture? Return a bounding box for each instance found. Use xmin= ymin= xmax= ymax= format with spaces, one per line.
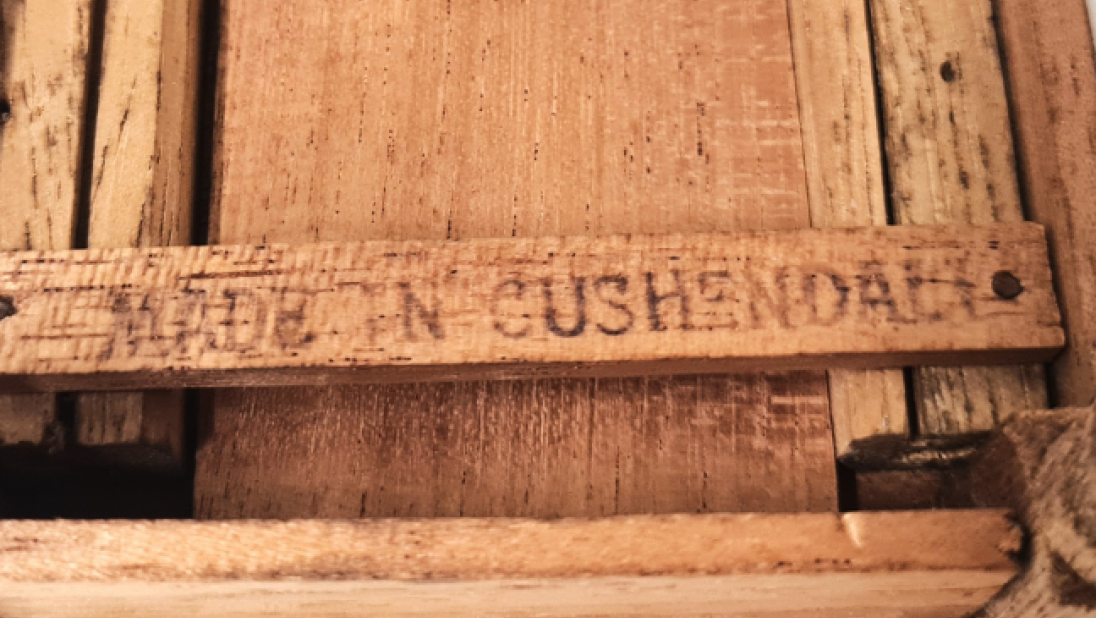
xmin=0 ymin=0 xmax=91 ymax=446
xmin=868 ymin=0 xmax=1048 ymax=441
xmin=0 ymin=510 xmax=1019 ymax=617
xmin=995 ymin=0 xmax=1096 ymax=408
xmin=788 ymin=0 xmax=910 ymax=463
xmin=0 ymin=224 xmax=1062 ymax=391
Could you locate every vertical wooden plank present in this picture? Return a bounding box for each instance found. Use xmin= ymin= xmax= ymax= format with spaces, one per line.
xmin=868 ymin=0 xmax=1047 ymax=437
xmin=196 ymin=0 xmax=837 ymax=519
xmin=995 ymin=0 xmax=1096 ymax=408
xmin=0 ymin=0 xmax=91 ymax=447
xmin=88 ymin=0 xmax=199 ymax=248
xmin=76 ymin=0 xmax=202 ymax=463
xmin=788 ymin=0 xmax=909 ymax=463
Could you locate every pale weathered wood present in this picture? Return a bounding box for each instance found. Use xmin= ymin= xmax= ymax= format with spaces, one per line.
xmin=970 ymin=407 xmax=1096 ymax=617
xmin=788 ymin=0 xmax=909 ymax=463
xmin=76 ymin=0 xmax=202 ymax=462
xmin=0 ymin=0 xmax=89 ymax=252
xmin=0 ymin=0 xmax=91 ymax=447
xmin=198 ymin=0 xmax=839 ymax=519
xmin=0 ymin=511 xmax=1020 ymax=617
xmin=995 ymin=0 xmax=1096 ymax=408
xmin=0 ymin=510 xmax=1019 ymax=580
xmin=0 ymin=225 xmax=1063 ymax=392
xmin=0 ymin=574 xmax=1017 ymax=618
xmin=87 ymin=0 xmax=200 ymax=250
xmin=868 ymin=0 xmax=1048 ymax=438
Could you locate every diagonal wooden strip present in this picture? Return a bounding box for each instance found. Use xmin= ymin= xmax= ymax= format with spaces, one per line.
xmin=0 ymin=0 xmax=92 ymax=447
xmin=788 ymin=0 xmax=909 ymax=463
xmin=0 ymin=224 xmax=1064 ymax=392
xmin=868 ymin=0 xmax=1048 ymax=440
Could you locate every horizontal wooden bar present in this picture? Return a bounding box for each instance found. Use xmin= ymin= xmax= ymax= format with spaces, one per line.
xmin=0 ymin=511 xmax=1019 ymax=617
xmin=0 ymin=223 xmax=1062 ymax=391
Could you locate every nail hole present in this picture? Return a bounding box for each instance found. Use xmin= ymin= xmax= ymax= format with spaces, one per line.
xmin=0 ymin=296 xmax=15 ymax=321
xmin=939 ymin=61 xmax=957 ymax=83
xmin=0 ymin=99 xmax=11 ymax=125
xmin=992 ymin=271 xmax=1024 ymax=300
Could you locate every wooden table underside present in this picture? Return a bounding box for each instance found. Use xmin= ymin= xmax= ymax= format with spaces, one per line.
xmin=2 ymin=0 xmax=1096 ymax=614
xmin=2 ymin=0 xmax=1092 ymax=514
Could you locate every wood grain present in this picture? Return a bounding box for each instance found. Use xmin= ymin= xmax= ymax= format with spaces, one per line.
xmin=0 ymin=225 xmax=1063 ymax=392
xmin=788 ymin=0 xmax=909 ymax=463
xmin=0 ymin=511 xmax=1020 ymax=617
xmin=868 ymin=0 xmax=1048 ymax=437
xmin=0 ymin=573 xmax=1017 ymax=618
xmin=88 ymin=0 xmax=200 ymax=250
xmin=197 ymin=0 xmax=840 ymax=517
xmin=197 ymin=374 xmax=835 ymax=518
xmin=995 ymin=0 xmax=1096 ymax=408
xmin=77 ymin=0 xmax=202 ymax=462
xmin=0 ymin=0 xmax=91 ymax=447
xmin=0 ymin=510 xmax=1019 ymax=581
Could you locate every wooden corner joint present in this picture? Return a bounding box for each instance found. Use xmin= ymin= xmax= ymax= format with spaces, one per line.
xmin=0 ymin=223 xmax=1065 ymax=392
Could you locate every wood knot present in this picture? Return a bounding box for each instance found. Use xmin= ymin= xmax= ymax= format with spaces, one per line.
xmin=0 ymin=296 xmax=16 ymax=321
xmin=0 ymin=100 xmax=10 ymax=125
xmin=992 ymin=271 xmax=1024 ymax=300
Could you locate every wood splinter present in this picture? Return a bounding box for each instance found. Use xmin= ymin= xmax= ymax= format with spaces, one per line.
xmin=0 ymin=223 xmax=1063 ymax=392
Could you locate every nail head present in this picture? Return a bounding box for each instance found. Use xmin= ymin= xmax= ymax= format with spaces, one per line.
xmin=992 ymin=271 xmax=1024 ymax=300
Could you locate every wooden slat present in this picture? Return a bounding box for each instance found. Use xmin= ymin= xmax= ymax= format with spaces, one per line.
xmin=995 ymin=0 xmax=1096 ymax=408
xmin=0 ymin=225 xmax=1063 ymax=391
xmin=76 ymin=0 xmax=202 ymax=463
xmin=0 ymin=511 xmax=1020 ymax=581
xmin=196 ymin=0 xmax=840 ymax=518
xmin=787 ymin=0 xmax=909 ymax=464
xmin=87 ymin=0 xmax=200 ymax=251
xmin=0 ymin=0 xmax=91 ymax=446
xmin=0 ymin=511 xmax=1020 ymax=617
xmin=867 ymin=0 xmax=1048 ymax=439
xmin=0 ymin=574 xmax=1018 ymax=618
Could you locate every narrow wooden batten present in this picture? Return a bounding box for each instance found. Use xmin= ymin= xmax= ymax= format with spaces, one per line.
xmin=0 ymin=510 xmax=1021 ymax=617
xmin=0 ymin=223 xmax=1063 ymax=391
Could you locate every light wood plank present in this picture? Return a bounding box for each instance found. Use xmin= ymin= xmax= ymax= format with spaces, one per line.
xmin=868 ymin=0 xmax=1048 ymax=438
xmin=197 ymin=0 xmax=839 ymax=518
xmin=788 ymin=0 xmax=909 ymax=463
xmin=77 ymin=0 xmax=202 ymax=463
xmin=0 ymin=225 xmax=1063 ymax=392
xmin=0 ymin=510 xmax=1019 ymax=580
xmin=0 ymin=574 xmax=1016 ymax=618
xmin=0 ymin=0 xmax=91 ymax=447
xmin=995 ymin=0 xmax=1096 ymax=408
xmin=88 ymin=0 xmax=200 ymax=249
xmin=0 ymin=511 xmax=1019 ymax=617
